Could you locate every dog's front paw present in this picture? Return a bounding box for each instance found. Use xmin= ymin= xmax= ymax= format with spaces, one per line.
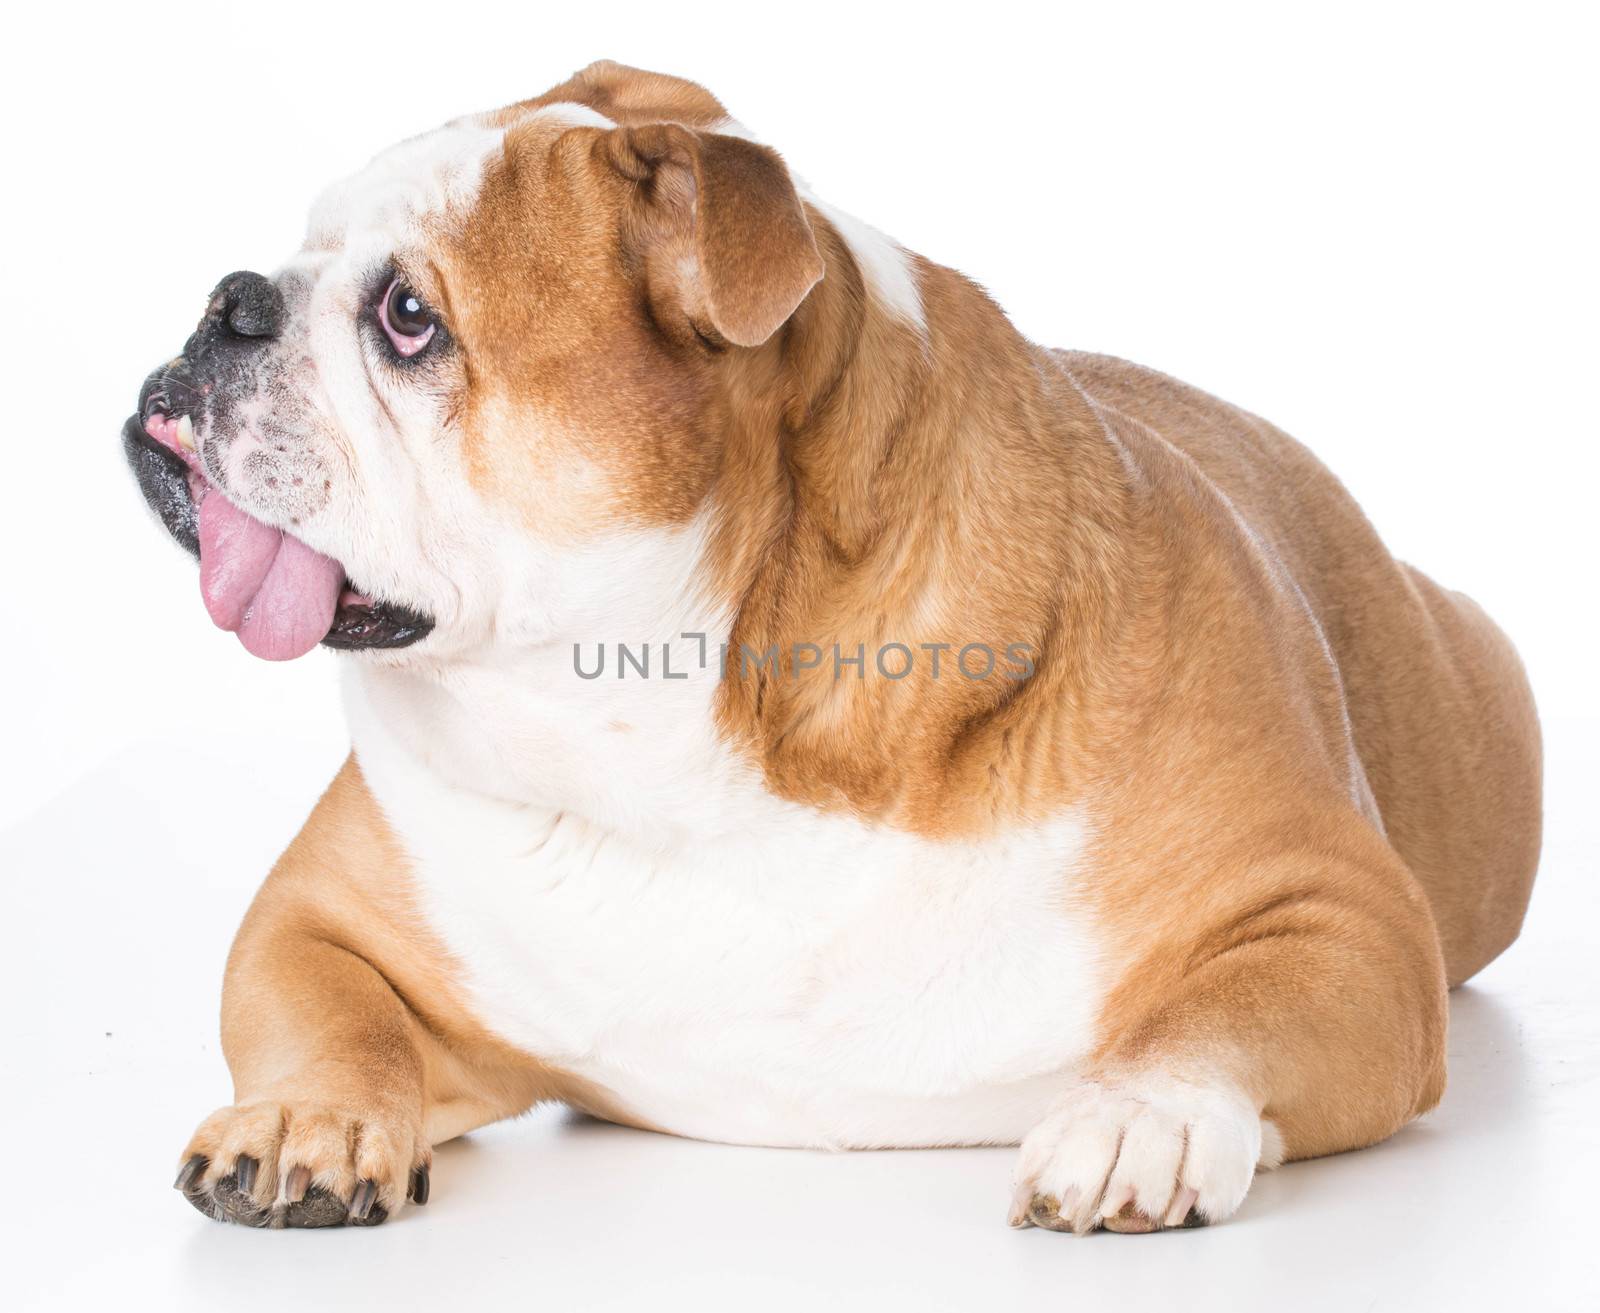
xmin=173 ymin=1094 xmax=429 ymax=1228
xmin=1009 ymin=1072 xmax=1282 ymax=1234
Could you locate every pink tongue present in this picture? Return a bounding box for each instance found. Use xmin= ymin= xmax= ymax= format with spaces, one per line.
xmin=197 ymin=491 xmax=343 ymax=661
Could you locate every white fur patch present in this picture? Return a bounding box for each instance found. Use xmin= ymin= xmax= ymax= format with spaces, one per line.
xmin=803 ymin=194 xmax=928 ymax=337
xmin=304 ymin=121 xmax=505 ymax=252
xmin=347 ymin=569 xmax=1104 ymax=1148
xmin=530 ymin=101 xmax=617 ymax=131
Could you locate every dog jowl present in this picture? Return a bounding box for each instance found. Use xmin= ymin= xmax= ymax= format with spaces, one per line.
xmin=125 ymin=61 xmax=1541 ymax=1232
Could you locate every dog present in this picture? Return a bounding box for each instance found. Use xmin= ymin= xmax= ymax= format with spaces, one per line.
xmin=123 ymin=61 xmax=1541 ymax=1233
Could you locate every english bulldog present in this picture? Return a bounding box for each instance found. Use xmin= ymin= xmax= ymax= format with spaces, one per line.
xmin=124 ymin=61 xmax=1542 ymax=1232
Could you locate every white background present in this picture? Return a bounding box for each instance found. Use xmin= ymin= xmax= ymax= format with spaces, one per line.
xmin=1 ymin=2 xmax=1596 ymax=1309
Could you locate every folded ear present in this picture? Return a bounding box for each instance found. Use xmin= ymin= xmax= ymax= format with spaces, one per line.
xmin=602 ymin=124 xmax=824 ymax=348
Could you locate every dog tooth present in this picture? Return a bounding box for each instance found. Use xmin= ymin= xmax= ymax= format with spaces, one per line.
xmin=176 ymin=414 xmax=196 ymax=451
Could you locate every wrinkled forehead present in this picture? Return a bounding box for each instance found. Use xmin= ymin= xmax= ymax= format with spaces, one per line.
xmin=301 ymin=103 xmax=616 ymax=260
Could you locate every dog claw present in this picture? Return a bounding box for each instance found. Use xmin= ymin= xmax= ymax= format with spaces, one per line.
xmin=348 ymin=1179 xmax=379 ymax=1223
xmin=234 ymin=1155 xmax=259 ymax=1195
xmin=1165 ymin=1185 xmax=1200 ymax=1228
xmin=284 ymin=1164 xmax=312 ymax=1203
xmin=408 ymin=1165 xmax=430 ymax=1205
xmin=174 ymin=1154 xmax=207 ymax=1192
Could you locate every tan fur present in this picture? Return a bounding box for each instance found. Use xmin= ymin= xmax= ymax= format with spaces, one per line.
xmin=178 ymin=62 xmax=1541 ymax=1223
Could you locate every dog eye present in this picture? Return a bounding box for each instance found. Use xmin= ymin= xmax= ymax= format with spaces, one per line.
xmin=379 ymin=278 xmax=437 ymax=357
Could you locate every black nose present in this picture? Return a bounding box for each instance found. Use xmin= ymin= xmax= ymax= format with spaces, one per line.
xmin=206 ymin=270 xmax=284 ymax=342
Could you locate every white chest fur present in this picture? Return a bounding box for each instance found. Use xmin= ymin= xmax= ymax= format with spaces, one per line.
xmin=345 ymin=656 xmax=1104 ymax=1150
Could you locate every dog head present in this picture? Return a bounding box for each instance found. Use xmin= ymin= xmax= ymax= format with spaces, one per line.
xmin=123 ymin=61 xmax=823 ymax=662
